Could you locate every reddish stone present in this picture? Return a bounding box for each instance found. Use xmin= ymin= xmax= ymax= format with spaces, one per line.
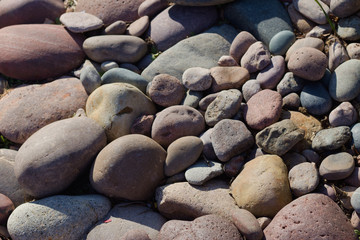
xmin=0 ymin=193 xmax=14 ymax=225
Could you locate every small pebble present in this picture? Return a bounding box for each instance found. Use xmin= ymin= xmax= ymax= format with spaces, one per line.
xmin=319 ymin=152 xmax=355 ymax=180
xmin=217 ymin=55 xmax=239 ymax=66
xmin=329 ymin=102 xmax=357 ymax=127
xmin=276 ymin=72 xmax=304 ymax=97
xmin=282 ymin=92 xmax=300 ymax=110
xmin=229 ymin=31 xmax=257 ymax=63
xmin=300 ymin=82 xmax=332 ymax=116
xmin=241 ymin=41 xmax=271 ymax=73
xmin=256 ymin=55 xmax=286 ymax=89
xmin=301 ymin=149 xmax=320 ymax=166
xmin=182 ymin=67 xmax=212 ymax=91
xmin=60 ymin=12 xmax=104 ymax=33
xmin=287 ymin=3 xmax=315 ymax=34
xmin=101 ymin=61 xmax=119 ymax=72
xmin=138 ymin=0 xmax=169 ymax=18
xmin=282 ymin=152 xmax=307 ymax=170
xmin=126 ymin=16 xmax=150 ymax=37
xmin=328 ymin=40 xmax=349 ymax=72
xmin=257 ymin=217 xmax=272 ymax=230
xmin=330 ymin=0 xmax=360 ymax=18
xmin=351 ymin=211 xmax=360 ymax=230
xmin=198 ymin=92 xmax=219 ymax=111
xmin=347 ymin=43 xmax=360 ymax=59
xmin=337 ymin=15 xmax=360 ymax=41
xmin=351 ymin=187 xmax=360 ymax=213
xmin=223 ymin=155 xmax=245 ymax=177
xmin=269 ymin=30 xmax=296 ymax=55
xmin=312 ymin=126 xmax=351 ymax=151
xmin=184 ymin=159 xmax=223 ymax=185
xmin=181 ymin=90 xmax=203 ymax=108
xmin=104 ymin=20 xmax=127 ymax=35
xmin=232 ymin=209 xmax=264 ymax=240
xmin=242 ymin=79 xmax=262 ymax=102
xmin=288 ymin=162 xmax=319 ymax=197
xmin=80 ymin=64 xmax=101 ymax=94
xmin=210 ymin=66 xmax=250 ymax=92
xmin=285 ymin=37 xmax=324 ymax=61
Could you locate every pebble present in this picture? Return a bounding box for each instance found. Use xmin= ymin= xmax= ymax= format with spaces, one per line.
xmin=287 ymin=3 xmax=315 ymax=34
xmin=218 ymin=55 xmax=239 ymax=66
xmin=312 ymin=126 xmax=351 ymax=151
xmin=257 ymin=217 xmax=272 ymax=230
xmin=330 ymin=0 xmax=360 ymax=18
xmin=329 ymin=102 xmax=357 ymax=127
xmin=244 ymin=89 xmax=283 ymax=130
xmin=300 ymin=82 xmax=332 ymax=115
xmin=185 ymin=159 xmax=223 ymax=185
xmin=242 ymin=79 xmax=262 ymax=102
xmin=256 ymin=55 xmax=286 ymax=89
xmin=211 ymin=119 xmax=254 ymax=162
xmin=182 ymin=67 xmax=213 ymax=91
xmin=126 ymin=16 xmax=149 ymax=37
xmin=0 ymin=193 xmax=14 ymax=225
xmin=288 ymin=162 xmax=319 ymax=197
xmin=337 ymin=15 xmax=360 ymax=41
xmin=223 ymin=155 xmax=245 ymax=177
xmin=120 ymin=229 xmax=151 ymax=240
xmin=328 ymin=40 xmax=350 ymax=72
xmin=101 ymin=61 xmax=119 ymax=72
xmin=319 ymin=152 xmax=355 ymax=180
xmin=282 ymin=152 xmax=307 ymax=170
xmin=80 ymin=64 xmax=101 ymax=94
xmin=165 ymin=136 xmax=203 ymax=177
xmin=293 ymin=0 xmax=330 ymax=24
xmin=138 ymin=0 xmax=169 ymax=18
xmin=104 ymin=20 xmax=127 ymax=35
xmin=285 ymin=37 xmax=324 ymax=61
xmin=181 ymin=90 xmax=203 ymax=108
xmin=301 ymin=149 xmax=320 ymax=166
xmin=352 ymin=211 xmax=360 ymax=230
xmin=276 ymin=72 xmax=304 ymax=96
xmin=347 ymin=43 xmax=360 ymax=59
xmin=200 ymin=128 xmax=217 ymax=160
xmin=352 ymin=123 xmax=360 ymax=151
xmin=305 ymin=24 xmax=331 ymax=38
xmin=269 ymin=30 xmax=296 ymax=55
xmin=169 ymin=0 xmax=234 ymax=6
xmin=199 ymin=92 xmax=220 ymax=111
xmin=345 ymin=167 xmax=360 ymax=187
xmin=241 ymin=41 xmax=271 ymax=73
xmin=232 ymin=209 xmax=263 ymax=240
xmin=60 ymin=12 xmax=104 ymax=33
xmin=229 ymin=31 xmax=257 ymax=63
xmin=210 ymin=66 xmax=250 ymax=92
xmin=130 ymin=114 xmax=154 ymax=136
xmin=119 ymin=63 xmax=141 ymax=74
xmin=352 ymin=187 xmax=360 ymax=213
xmin=283 ymin=92 xmax=301 ymax=109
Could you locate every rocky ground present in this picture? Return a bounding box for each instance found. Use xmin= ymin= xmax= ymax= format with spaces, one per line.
xmin=1 ymin=0 xmax=360 ymax=239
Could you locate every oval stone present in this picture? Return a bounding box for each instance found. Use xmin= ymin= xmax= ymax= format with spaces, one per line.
xmin=319 ymin=152 xmax=355 ymax=180
xmin=229 ymin=31 xmax=257 ymax=63
xmin=256 ymin=55 xmax=286 ymax=89
xmin=300 ymin=82 xmax=332 ymax=115
xmin=337 ymin=16 xmax=360 ymax=41
xmin=241 ymin=41 xmax=271 ymax=73
xmin=285 ymin=37 xmax=324 ymax=61
xmin=0 ymin=24 xmax=85 ymax=81
xmin=329 ymin=102 xmax=357 ymax=127
xmin=60 ymin=12 xmax=104 ymax=33
xmin=288 ymin=162 xmax=319 ymax=197
xmin=293 ymin=0 xmax=330 ymax=24
xmin=331 ymin=0 xmax=360 ymax=18
xmin=269 ymin=30 xmax=296 ymax=55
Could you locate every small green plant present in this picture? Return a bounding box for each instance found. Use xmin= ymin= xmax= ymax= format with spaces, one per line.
xmin=314 ymin=0 xmax=337 ymax=36
xmin=355 ymin=229 xmax=360 ymax=239
xmin=0 ymin=135 xmax=12 ymax=149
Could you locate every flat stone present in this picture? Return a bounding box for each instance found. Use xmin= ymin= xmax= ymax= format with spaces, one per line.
xmin=256 ymin=56 xmax=286 ymax=89
xmin=242 ymin=79 xmax=262 ymax=102
xmin=328 ymin=40 xmax=349 ymax=72
xmin=288 ymin=162 xmax=319 ymax=197
xmin=185 ymin=159 xmax=223 ymax=185
xmin=269 ymin=30 xmax=296 ymax=55
xmin=337 ymin=16 xmax=360 ymax=41
xmin=182 ymin=67 xmax=213 ymax=91
xmin=331 ymin=0 xmax=360 ymax=18
xmin=293 ymin=0 xmax=330 ymax=24
xmin=312 ymin=126 xmax=351 ymax=151
xmin=210 ymin=66 xmax=250 ymax=92
xmin=319 ymin=152 xmax=355 ymax=180
xmin=329 ymin=102 xmax=357 ymax=127
xmin=287 ymin=3 xmax=315 ymax=34
xmin=229 ymin=31 xmax=257 ymax=63
xmin=240 ymin=42 xmax=271 ymax=73
xmin=285 ymin=37 xmax=324 ymax=61
xmin=300 ymin=82 xmax=332 ymax=115
xmin=60 ymin=12 xmax=103 ymax=33
xmin=138 ymin=0 xmax=168 ymax=18
xmin=126 ymin=16 xmax=149 ymax=37
xmin=80 ymin=64 xmax=101 ymax=94
xmin=104 ymin=20 xmax=127 ymax=35
xmin=232 ymin=209 xmax=263 ymax=240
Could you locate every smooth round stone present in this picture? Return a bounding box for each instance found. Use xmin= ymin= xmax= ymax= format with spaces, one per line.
xmin=283 ymin=92 xmax=300 ymax=109
xmin=256 ymin=55 xmax=286 ymax=89
xmin=328 ymin=40 xmax=349 ymax=72
xmin=352 ymin=123 xmax=360 ymax=151
xmin=83 ymin=35 xmax=147 ymax=63
xmin=185 ymin=159 xmax=223 ymax=185
xmin=293 ymin=0 xmax=330 ymax=24
xmin=80 ymin=64 xmax=101 ymax=94
xmin=138 ymin=0 xmax=169 ymax=18
xmin=229 ymin=31 xmax=257 ymax=63
xmin=90 ymin=134 xmax=166 ymax=200
xmin=288 ymin=47 xmax=327 ymax=81
xmin=104 ymin=20 xmax=127 ymax=35
xmin=285 ymin=37 xmax=324 ymax=61
xmin=241 ymin=41 xmax=271 ymax=73
xmin=319 ymin=152 xmax=355 ymax=180
xmin=148 ymin=74 xmax=186 ymax=107
xmin=331 ymin=0 xmax=360 ymax=18
xmin=0 ymin=193 xmax=14 ymax=225
xmin=182 ymin=67 xmax=213 ymax=91
xmin=347 ymin=43 xmax=360 ymax=59
xmin=277 ymin=72 xmax=304 ymax=96
xmin=217 ymin=55 xmax=239 ymax=66
xmin=269 ymin=30 xmax=296 ymax=55
xmin=126 ymin=16 xmax=149 ymax=37
xmin=165 ymin=136 xmax=204 ymax=177
xmin=60 ymin=12 xmax=103 ymax=33
xmin=119 ymin=63 xmax=141 ymax=74
xmin=287 ymin=3 xmax=315 ymax=34
xmin=101 ymin=61 xmax=119 ymax=72
xmin=352 ymin=188 xmax=360 ymax=213
xmin=301 ymin=149 xmax=320 ymax=166
xmin=242 ymin=79 xmax=262 ymax=102
xmin=151 ymin=105 xmax=205 ymax=148
xmin=244 ymin=89 xmax=283 ymax=130
xmin=300 ymin=82 xmax=332 ymax=115
xmin=210 ymin=66 xmax=250 ymax=92
xmin=101 ymin=67 xmax=149 ymax=93
xmin=232 ymin=209 xmax=263 ymax=240
xmin=329 ymin=102 xmax=357 ymax=127
xmin=200 ymin=128 xmax=217 ymax=160
xmin=181 ymin=90 xmax=203 ymax=108
xmin=337 ymin=16 xmax=360 ymax=41
xmin=329 ymin=59 xmax=360 ymax=102
xmin=130 ymin=114 xmax=154 ymax=136
xmin=312 ymin=126 xmax=351 ymax=151
xmin=288 ymin=162 xmax=319 ymax=197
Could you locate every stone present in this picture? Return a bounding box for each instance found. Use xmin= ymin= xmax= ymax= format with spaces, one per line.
xmin=330 ymin=0 xmax=360 ymax=18
xmin=126 ymin=16 xmax=150 ymax=37
xmin=288 ymin=162 xmax=319 ymax=197
xmin=218 ymin=55 xmax=239 ymax=66
xmin=120 ymin=229 xmax=151 ymax=240
xmin=90 ymin=134 xmax=166 ymax=201
xmin=283 ymin=93 xmax=301 ymax=110
xmin=86 ymin=83 xmax=156 ymax=141
xmin=242 ymin=79 xmax=262 ymax=102
xmin=244 ymin=89 xmax=283 ymax=130
xmin=329 ymin=102 xmax=357 ymax=127
xmin=205 ymin=89 xmax=243 ymax=127
xmin=0 ymin=24 xmax=85 ymax=81
xmin=282 ymin=152 xmax=307 ymax=171
xmin=229 ymin=31 xmax=257 ymax=64
xmin=352 ymin=123 xmax=360 ymax=151
xmin=288 ymin=47 xmax=327 ymax=81
xmin=156 ymin=180 xmax=239 ymax=220
xmin=104 ymin=20 xmax=127 ymax=35
xmin=185 ymin=159 xmax=223 ymax=185
xmin=14 ymin=117 xmax=107 ymax=198
xmin=306 ymin=24 xmax=332 ymax=38
xmin=231 ymin=155 xmax=292 ymax=218
xmin=300 ymin=82 xmax=332 ymax=115
xmin=312 ymin=126 xmax=351 ymax=151
xmin=142 ymin=24 xmax=238 ymax=82
xmin=224 ymin=0 xmax=293 ymax=45
xmin=353 ymin=188 xmax=360 ymax=213
xmin=269 ymin=30 xmax=296 ymax=55
xmin=0 ymin=193 xmax=14 ymax=225
xmin=232 ymin=209 xmax=263 ymax=240
xmin=165 ymin=136 xmax=203 ymax=177
xmin=223 ymin=155 xmax=245 ymax=177
xmin=182 ymin=67 xmax=213 ymax=91
xmin=337 ymin=16 xmax=360 ymax=41
xmin=83 ymin=35 xmax=147 ymax=63
xmin=256 ymin=56 xmax=286 ymax=89
xmin=285 ymin=37 xmax=324 ymax=61
xmin=148 ymin=74 xmax=186 ymax=107
xmin=0 ymin=0 xmax=65 ymax=28
xmin=199 ymin=92 xmax=219 ymax=111
xmin=257 ymin=217 xmax=272 ymax=230
xmin=138 ymin=0 xmax=169 ymax=18
xmin=87 ymin=203 xmax=166 ymax=240
xmin=7 ymin=195 xmax=111 ymax=240
xmin=211 ymin=119 xmax=254 ymax=162
xmin=0 ymin=77 xmax=88 ymax=144
xmin=130 ymin=114 xmax=154 ymax=136
xmin=328 ymin=40 xmax=350 ymax=72
xmin=200 ymin=128 xmax=217 ymax=160
xmin=80 ymin=64 xmax=101 ymax=94
xmin=351 ymin=211 xmax=360 ymax=230
xmin=287 ymin=3 xmax=315 ymax=34
xmin=277 ymin=72 xmax=304 ymax=96
xmin=60 ymin=12 xmax=104 ymax=33
xmin=255 ymin=119 xmax=305 ymax=156
xmin=302 ymin=149 xmax=321 ymax=166
xmin=316 ymin=183 xmax=337 ymax=201
xmin=181 ymin=90 xmax=203 ymax=108
xmin=210 ymin=66 xmax=250 ymax=92
xmin=119 ymin=63 xmax=141 ymax=74
xmin=347 ymin=43 xmax=360 ymax=59
xmin=147 ymin=5 xmax=218 ymax=51
xmin=75 ymin=0 xmax=144 ymax=25
xmin=168 ymin=0 xmax=234 ymax=6
xmin=151 ymin=105 xmax=205 ymax=147
xmin=319 ymin=152 xmax=355 ymax=180
xmin=263 ymin=194 xmax=356 ymax=240
xmin=329 ymin=59 xmax=360 ymax=102
xmin=240 ymin=42 xmax=271 ymax=73
xmin=293 ymin=0 xmax=330 ymax=24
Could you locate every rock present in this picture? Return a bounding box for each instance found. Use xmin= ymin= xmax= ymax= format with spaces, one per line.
xmin=205 ymin=89 xmax=243 ymax=127
xmin=104 ymin=20 xmax=127 ymax=35
xmin=210 ymin=66 xmax=250 ymax=92
xmin=240 ymin=42 xmax=271 ymax=73
xmin=330 ymin=0 xmax=360 ymax=18
xmin=277 ymin=72 xmax=304 ymax=96
xmin=100 ymin=61 xmax=118 ymax=72
xmin=347 ymin=43 xmax=360 ymax=59
xmin=199 ymin=92 xmax=220 ymax=111
xmin=218 ymin=55 xmax=239 ymax=66
xmin=182 ymin=67 xmax=212 ymax=91
xmin=242 ymin=79 xmax=262 ymax=102
xmin=90 ymin=134 xmax=166 ymax=201
xmin=211 ymin=119 xmax=254 ymax=162
xmin=337 ymin=16 xmax=360 ymax=41
xmin=283 ymin=93 xmax=301 ymax=110
xmin=200 ymin=128 xmax=217 ymax=160
xmin=352 ymin=123 xmax=360 ymax=151
xmin=257 ymin=217 xmax=272 ymax=230
xmin=147 ymin=5 xmax=218 ymax=51
xmin=185 ymin=159 xmax=223 ymax=185
xmin=80 ymin=64 xmax=101 ymax=94
xmin=329 ymin=102 xmax=357 ymax=127
xmin=181 ymin=90 xmax=203 ymax=108
xmin=269 ymin=30 xmax=296 ymax=55
xmin=300 ymin=82 xmax=332 ymax=115
xmin=0 ymin=0 xmax=65 ymax=28
xmin=86 ymin=83 xmax=156 ymax=141
xmin=168 ymin=0 xmax=234 ymax=6
xmin=126 ymin=16 xmax=149 ymax=37
xmin=7 ymin=195 xmax=111 ymax=240
xmin=256 ymin=56 xmax=286 ymax=89
xmin=14 ymin=117 xmax=106 ymax=198
xmin=87 ymin=203 xmax=166 ymax=240
xmin=60 ymin=12 xmax=103 ymax=33
xmin=151 ymin=105 xmax=205 ymax=147
xmin=0 ymin=77 xmax=88 ymax=144
xmin=306 ymin=24 xmax=332 ymax=38
xmin=293 ymin=0 xmax=330 ymax=24
xmin=130 ymin=114 xmax=154 ymax=136
xmin=223 ymin=155 xmax=245 ymax=177
xmin=255 ymin=119 xmax=305 ymax=156
xmin=288 ymin=47 xmax=327 ymax=81
xmin=345 ymin=168 xmax=360 ymax=187
xmin=119 ymin=63 xmax=141 ymax=74
xmin=83 ymin=35 xmax=147 ymax=63
xmin=232 ymin=209 xmax=263 ymax=240
xmin=231 ymin=155 xmax=292 ymax=218
xmin=0 ymin=24 xmax=85 ymax=81
xmin=329 ymin=59 xmax=360 ymax=102
xmin=351 ymin=211 xmax=360 ymax=230
xmin=285 ymin=37 xmax=324 ymax=61
xmin=165 ymin=136 xmax=203 ymax=177
xmin=224 ymin=0 xmax=293 ymax=45
xmin=328 ymin=40 xmax=350 ymax=72
xmin=148 ymin=74 xmax=186 ymax=107
xmin=75 ymin=0 xmax=144 ymax=25
xmin=120 ymin=229 xmax=151 ymax=240
xmin=341 ymin=186 xmax=357 ymax=210
xmin=287 ymin=3 xmax=315 ymax=34
xmin=229 ymin=31 xmax=257 ymax=64
xmin=288 ymin=162 xmax=319 ymax=197
xmin=0 ymin=193 xmax=14 ymax=225
xmin=316 ymin=183 xmax=337 ymax=201
xmin=353 ymin=188 xmax=360 ymax=213
xmin=142 ymin=24 xmax=237 ymax=82
xmin=319 ymin=152 xmax=355 ymax=180
xmin=312 ymin=126 xmax=351 ymax=151
xmin=138 ymin=0 xmax=169 ymax=18
xmin=282 ymin=152 xmax=307 ymax=171
xmin=244 ymin=89 xmax=283 ymax=130
xmin=302 ymin=149 xmax=321 ymax=166
xmin=263 ymin=194 xmax=356 ymax=240
xmin=156 ymin=179 xmax=239 ymax=220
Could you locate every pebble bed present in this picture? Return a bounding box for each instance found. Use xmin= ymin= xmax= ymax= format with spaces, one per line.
xmin=1 ymin=0 xmax=360 ymax=239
